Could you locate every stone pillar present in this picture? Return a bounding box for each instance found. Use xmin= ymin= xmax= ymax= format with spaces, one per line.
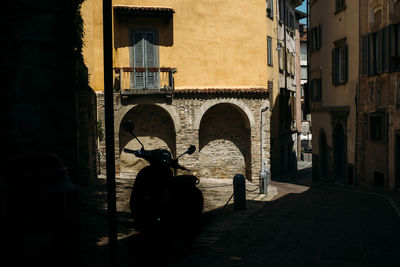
xmin=175 ymin=98 xmax=200 ymax=173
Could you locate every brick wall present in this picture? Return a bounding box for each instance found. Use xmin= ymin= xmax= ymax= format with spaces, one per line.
xmin=97 ymin=91 xmax=270 ymax=181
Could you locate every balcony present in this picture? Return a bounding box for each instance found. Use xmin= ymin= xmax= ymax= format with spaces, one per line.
xmin=113 ymin=67 xmax=176 ymax=95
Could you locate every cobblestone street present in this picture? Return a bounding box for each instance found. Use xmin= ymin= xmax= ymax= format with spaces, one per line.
xmin=78 ymin=165 xmax=400 ymax=267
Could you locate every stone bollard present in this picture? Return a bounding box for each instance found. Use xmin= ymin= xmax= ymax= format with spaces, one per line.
xmin=233 ymin=174 xmax=246 ymax=210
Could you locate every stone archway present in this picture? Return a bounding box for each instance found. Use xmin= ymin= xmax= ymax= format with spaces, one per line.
xmin=118 ymin=104 xmax=176 ymax=174
xmin=198 ymin=103 xmax=252 ymax=179
xmin=193 ymin=99 xmax=254 ymax=130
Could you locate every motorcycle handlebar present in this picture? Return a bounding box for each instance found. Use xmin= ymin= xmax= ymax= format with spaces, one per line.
xmin=124 ymin=148 xmax=191 ymax=171
xmin=123 ymin=148 xmax=142 ymax=157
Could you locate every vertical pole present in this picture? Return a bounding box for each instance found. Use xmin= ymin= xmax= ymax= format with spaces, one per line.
xmin=233 ymin=174 xmax=246 ymax=210
xmin=260 ymin=107 xmax=268 ymax=194
xmin=103 ymin=0 xmax=118 ymax=266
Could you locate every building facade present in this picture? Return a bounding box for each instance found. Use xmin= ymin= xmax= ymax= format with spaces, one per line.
xmin=82 ymin=0 xmax=276 ymax=181
xmin=310 ymin=0 xmax=400 ymax=189
xmin=270 ymin=0 xmax=304 ymax=178
xmin=310 ymin=0 xmax=359 ymax=183
xmin=358 ymin=0 xmax=400 ymax=188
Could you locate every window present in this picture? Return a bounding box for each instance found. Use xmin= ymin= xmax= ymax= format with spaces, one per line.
xmin=132 ymin=30 xmax=159 ymax=89
xmin=335 ymin=0 xmax=346 ymax=13
xmin=267 ymin=36 xmax=273 ymax=66
xmin=362 ymin=24 xmax=399 ymax=76
xmin=301 ymin=66 xmax=308 ymax=79
xmin=397 ymin=74 xmax=400 ymax=107
xmin=268 ymin=80 xmax=273 ymax=91
xmin=266 ymin=0 xmax=273 ymax=19
xmin=332 ymin=39 xmax=348 ymax=85
xmin=290 ymin=12 xmax=294 ymax=30
xmin=309 ymin=25 xmax=321 ymax=52
xmin=279 ymin=0 xmax=284 ymax=22
xmin=370 ymin=115 xmax=384 ymax=141
xmin=301 ymin=43 xmax=308 ymax=60
xmin=392 ymin=23 xmax=400 ymax=71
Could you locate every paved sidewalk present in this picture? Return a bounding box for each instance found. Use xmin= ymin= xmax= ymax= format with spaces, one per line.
xmin=78 ymin=165 xmax=400 ymax=266
xmin=78 ymin=175 xmax=278 ymax=266
xmin=173 ymin=179 xmax=400 ymax=266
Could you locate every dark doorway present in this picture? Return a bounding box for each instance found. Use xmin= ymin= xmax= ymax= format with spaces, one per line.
xmin=333 ymin=123 xmax=346 ymax=181
xmin=319 ymin=131 xmax=328 ymax=179
xmin=396 ymin=134 xmax=400 ymax=187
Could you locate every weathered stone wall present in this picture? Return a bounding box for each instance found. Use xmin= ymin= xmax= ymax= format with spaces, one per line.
xmin=97 ymin=91 xmax=270 ymax=181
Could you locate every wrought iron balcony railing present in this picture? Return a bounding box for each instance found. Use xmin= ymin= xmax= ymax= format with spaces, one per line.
xmin=113 ymin=67 xmax=176 ymax=94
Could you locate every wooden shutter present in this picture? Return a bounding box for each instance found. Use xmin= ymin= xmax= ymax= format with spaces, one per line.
xmin=397 ymin=74 xmax=400 ymax=106
xmin=304 ymin=82 xmax=310 ymax=113
xmin=317 ymin=25 xmax=321 ymax=50
xmin=267 ymin=0 xmax=273 ymax=18
xmin=144 ymin=32 xmax=158 ymax=88
xmin=332 ymin=49 xmax=337 ymax=85
xmin=267 ymin=37 xmax=273 ymax=66
xmin=368 ymin=34 xmax=375 ymax=76
xmin=270 ymin=0 xmax=273 ymax=18
xmin=362 ymin=35 xmax=369 ymax=76
xmin=344 ymin=45 xmax=348 ymax=82
xmin=383 ymin=26 xmax=390 ymax=73
xmin=134 ymin=32 xmax=145 ymax=88
xmin=377 ymin=30 xmax=383 ymax=74
xmin=391 ymin=24 xmax=400 ymax=72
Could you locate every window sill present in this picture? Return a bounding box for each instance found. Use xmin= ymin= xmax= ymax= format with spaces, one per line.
xmin=334 ymin=6 xmax=347 ymax=15
xmin=333 ymin=80 xmax=348 ymax=86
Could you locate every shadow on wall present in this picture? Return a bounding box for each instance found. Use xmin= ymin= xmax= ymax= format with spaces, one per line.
xmin=270 ymin=88 xmax=297 ymax=178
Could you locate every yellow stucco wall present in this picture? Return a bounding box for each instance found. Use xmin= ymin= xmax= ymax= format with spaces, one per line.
xmin=82 ymin=0 xmax=105 ymax=91
xmin=82 ymin=0 xmax=273 ymax=91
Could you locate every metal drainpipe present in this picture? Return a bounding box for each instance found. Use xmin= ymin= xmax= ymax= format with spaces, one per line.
xmin=260 ymin=107 xmax=269 ymax=194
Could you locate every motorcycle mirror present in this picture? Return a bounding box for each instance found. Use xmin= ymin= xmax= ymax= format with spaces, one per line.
xmin=122 ymin=120 xmax=135 ymax=133
xmin=187 ymin=145 xmax=196 ymax=155
xmin=122 ymin=120 xmax=144 ymax=149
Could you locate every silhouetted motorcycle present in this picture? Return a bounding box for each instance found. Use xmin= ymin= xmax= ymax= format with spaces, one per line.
xmin=122 ymin=120 xmax=203 ymax=240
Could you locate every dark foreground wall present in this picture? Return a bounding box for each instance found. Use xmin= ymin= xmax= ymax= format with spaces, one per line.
xmin=1 ymin=1 xmax=97 ymax=184
xmin=0 ymin=1 xmax=97 ymax=265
